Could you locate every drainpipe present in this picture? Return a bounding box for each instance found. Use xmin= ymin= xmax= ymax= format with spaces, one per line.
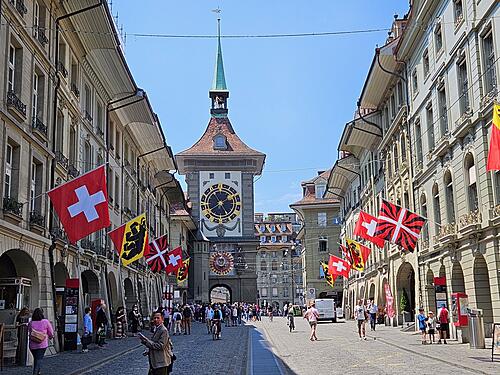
xmin=48 ymin=0 xmax=104 ymax=352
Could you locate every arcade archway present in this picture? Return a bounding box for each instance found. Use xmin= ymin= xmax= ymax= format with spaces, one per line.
xmin=210 ymin=285 xmax=232 ymax=304
xmin=0 ymin=249 xmax=39 ymax=311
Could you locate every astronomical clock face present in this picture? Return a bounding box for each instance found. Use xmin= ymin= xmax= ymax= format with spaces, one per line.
xmin=199 ymin=171 xmax=242 ymax=237
xmin=201 ymin=183 xmax=241 ymax=224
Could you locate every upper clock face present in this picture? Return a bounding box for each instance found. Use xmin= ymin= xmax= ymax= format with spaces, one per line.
xmin=201 ymin=183 xmax=241 ymax=224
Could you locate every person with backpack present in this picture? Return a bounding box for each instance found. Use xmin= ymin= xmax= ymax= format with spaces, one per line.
xmin=29 ymin=308 xmax=54 ymax=375
xmin=182 ymin=305 xmax=192 ymax=335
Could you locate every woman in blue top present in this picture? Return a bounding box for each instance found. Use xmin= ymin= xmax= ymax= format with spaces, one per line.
xmin=417 ymin=308 xmax=428 ymax=344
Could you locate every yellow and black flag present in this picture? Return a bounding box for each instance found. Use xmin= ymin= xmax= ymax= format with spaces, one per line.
xmin=321 ymin=262 xmax=336 ymax=288
xmin=177 ymin=258 xmax=190 ymax=283
xmin=109 ymin=213 xmax=148 ymax=266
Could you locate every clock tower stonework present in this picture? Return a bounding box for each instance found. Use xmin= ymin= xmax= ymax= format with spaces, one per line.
xmin=176 ymin=23 xmax=265 ymax=303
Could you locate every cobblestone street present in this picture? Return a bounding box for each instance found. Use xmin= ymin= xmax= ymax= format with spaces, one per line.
xmin=251 ymin=317 xmax=499 ymax=375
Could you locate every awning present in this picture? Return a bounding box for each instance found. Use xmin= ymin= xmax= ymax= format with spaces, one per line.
xmin=359 ymin=38 xmax=399 ymax=109
xmin=324 ymin=155 xmax=359 ymax=198
xmin=338 ymin=112 xmax=382 ymax=158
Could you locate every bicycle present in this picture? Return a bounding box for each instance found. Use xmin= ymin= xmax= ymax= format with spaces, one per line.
xmin=212 ymin=319 xmax=221 ymax=340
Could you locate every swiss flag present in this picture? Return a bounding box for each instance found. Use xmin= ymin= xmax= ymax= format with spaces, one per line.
xmin=165 ymin=247 xmax=183 ymax=274
xmin=354 ymin=211 xmax=385 ymax=248
xmin=48 ymin=165 xmax=110 ymax=244
xmin=328 ymin=255 xmax=350 ymax=278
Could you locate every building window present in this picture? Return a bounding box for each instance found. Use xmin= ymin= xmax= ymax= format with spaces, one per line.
xmin=434 ymin=23 xmax=443 ymax=54
xmin=444 ymin=171 xmax=456 ymax=223
xmin=438 ymin=87 xmax=448 ymax=136
xmin=420 ymin=194 xmax=429 ymax=241
xmin=317 ymin=212 xmax=327 ymax=227
xmin=260 ymin=236 xmax=266 ymax=243
xmin=260 ymin=261 xmax=267 ymax=271
xmin=319 ymin=236 xmax=328 ymax=252
xmin=261 ymin=288 xmax=267 ymax=297
xmin=272 ymin=287 xmax=278 ymax=297
xmin=482 ymin=32 xmax=497 ymax=95
xmin=453 ymin=0 xmax=463 ymax=26
xmin=315 ymin=183 xmax=326 ymax=199
xmin=415 ymin=119 xmax=423 ymax=164
xmin=432 ymin=184 xmax=441 ymax=235
xmin=458 ymin=59 xmax=469 ymax=115
xmin=427 ymin=104 xmax=435 ymax=151
xmin=465 ymin=154 xmax=478 ymax=211
xmin=423 ymin=49 xmax=430 ymax=78
xmin=412 ymin=68 xmax=418 ymax=95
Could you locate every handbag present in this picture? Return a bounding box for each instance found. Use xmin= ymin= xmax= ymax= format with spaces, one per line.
xmin=31 ymin=328 xmax=47 ymax=343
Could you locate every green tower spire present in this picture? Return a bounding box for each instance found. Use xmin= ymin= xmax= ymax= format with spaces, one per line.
xmin=211 ymin=19 xmax=227 ymax=91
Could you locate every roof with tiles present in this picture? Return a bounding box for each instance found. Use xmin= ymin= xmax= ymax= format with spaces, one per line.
xmin=176 ymin=116 xmax=265 ymax=157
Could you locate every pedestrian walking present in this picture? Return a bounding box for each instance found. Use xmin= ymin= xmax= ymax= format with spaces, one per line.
xmin=139 ymin=311 xmax=175 ymax=375
xmin=82 ymin=307 xmax=93 ymax=352
xmin=129 ymin=304 xmax=141 ymax=336
xmin=369 ymin=299 xmax=378 ymax=331
xmin=28 ymin=308 xmax=54 ymax=375
xmin=115 ymin=306 xmax=126 ymax=338
xmin=303 ymin=301 xmax=320 ymax=341
xmin=437 ymin=303 xmax=449 ymax=344
xmin=96 ymin=303 xmax=108 ymax=347
xmin=427 ymin=311 xmax=436 ymax=344
xmin=417 ymin=308 xmax=428 ymax=344
xmin=182 ymin=305 xmax=192 ymax=335
xmin=354 ymin=300 xmax=367 ymax=340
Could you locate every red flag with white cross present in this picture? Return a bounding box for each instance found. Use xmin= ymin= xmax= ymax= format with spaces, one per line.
xmin=354 ymin=211 xmax=385 ymax=248
xmin=165 ymin=246 xmax=183 ymax=275
xmin=47 ymin=165 xmax=110 ymax=244
xmin=328 ymin=255 xmax=350 ymax=278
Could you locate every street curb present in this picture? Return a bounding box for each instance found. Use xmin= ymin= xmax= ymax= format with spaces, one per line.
xmin=371 ymin=336 xmax=490 ymax=375
xmin=66 ymin=344 xmax=142 ymax=375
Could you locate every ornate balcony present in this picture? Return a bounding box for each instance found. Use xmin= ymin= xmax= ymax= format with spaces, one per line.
xmin=459 ymin=209 xmax=481 ymax=234
xmin=57 ymin=61 xmax=68 ymax=78
xmin=29 ymin=211 xmax=45 ymax=227
xmin=35 ymin=27 xmax=48 ymax=47
xmin=32 ymin=117 xmax=48 ymax=137
xmin=7 ymin=91 xmax=27 ymax=118
xmin=55 ymin=151 xmax=69 ymax=170
xmin=3 ymin=197 xmax=23 ymax=217
xmin=70 ymin=83 xmax=80 ymax=98
xmin=9 ymin=0 xmax=27 ymax=16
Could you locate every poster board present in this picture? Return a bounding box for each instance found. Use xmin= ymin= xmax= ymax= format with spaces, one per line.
xmin=492 ymin=323 xmax=500 ymax=362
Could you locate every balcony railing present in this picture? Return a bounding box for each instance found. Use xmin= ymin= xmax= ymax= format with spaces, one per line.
xmin=3 ymin=197 xmax=23 ymax=216
xmin=70 ymin=83 xmax=80 ymax=98
xmin=9 ymin=0 xmax=27 ymax=16
xmin=459 ymin=209 xmax=481 ymax=229
xmin=30 ymin=211 xmax=45 ymax=227
xmin=32 ymin=117 xmax=47 ymax=137
xmin=57 ymin=61 xmax=68 ymax=78
xmin=55 ymin=151 xmax=69 ymax=170
xmin=7 ymin=91 xmax=27 ymax=117
xmin=35 ymin=27 xmax=48 ymax=47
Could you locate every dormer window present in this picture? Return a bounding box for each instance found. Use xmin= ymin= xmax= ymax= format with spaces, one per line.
xmin=213 ymin=134 xmax=227 ymax=150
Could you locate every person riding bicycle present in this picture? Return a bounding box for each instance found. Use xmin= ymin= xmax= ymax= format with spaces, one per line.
xmin=212 ymin=305 xmax=223 ymax=338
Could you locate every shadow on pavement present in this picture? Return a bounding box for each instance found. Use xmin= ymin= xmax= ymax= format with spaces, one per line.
xmin=249 ymin=325 xmax=297 ymax=375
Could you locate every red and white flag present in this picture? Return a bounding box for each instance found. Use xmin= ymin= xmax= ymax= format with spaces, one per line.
xmin=328 ymin=255 xmax=350 ymax=278
xmin=146 ymin=235 xmax=169 ymax=273
xmin=165 ymin=247 xmax=183 ymax=275
xmin=354 ymin=211 xmax=385 ymax=248
xmin=48 ymin=165 xmax=110 ymax=244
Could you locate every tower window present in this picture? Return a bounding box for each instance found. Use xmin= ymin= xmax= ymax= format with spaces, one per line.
xmin=213 ymin=134 xmax=227 ymax=150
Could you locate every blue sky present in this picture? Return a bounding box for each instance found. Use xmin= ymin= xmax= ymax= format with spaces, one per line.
xmin=114 ymin=0 xmax=409 ymax=213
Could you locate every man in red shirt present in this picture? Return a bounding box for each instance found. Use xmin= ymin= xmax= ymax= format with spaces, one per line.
xmin=437 ymin=303 xmax=449 ymax=344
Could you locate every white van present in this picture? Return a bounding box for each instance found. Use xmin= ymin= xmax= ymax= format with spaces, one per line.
xmin=315 ymin=299 xmax=338 ymax=322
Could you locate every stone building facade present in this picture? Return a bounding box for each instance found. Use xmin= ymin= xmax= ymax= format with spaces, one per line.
xmin=0 ymin=0 xmax=183 ymax=359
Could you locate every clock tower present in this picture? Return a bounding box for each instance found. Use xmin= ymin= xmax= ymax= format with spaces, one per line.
xmin=176 ymin=21 xmax=265 ymax=303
